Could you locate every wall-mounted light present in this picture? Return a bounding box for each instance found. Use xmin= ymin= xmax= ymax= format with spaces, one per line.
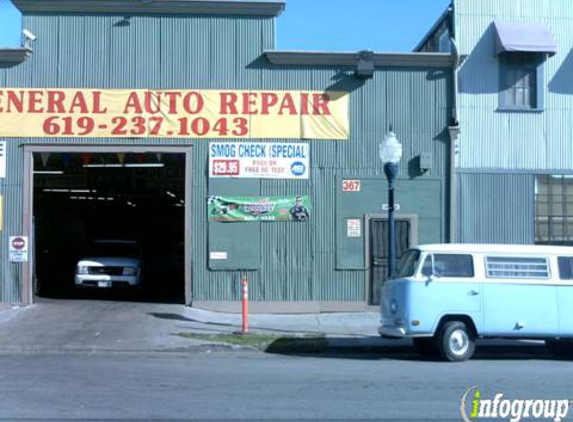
xmin=22 ymin=29 xmax=37 ymax=49
xmin=355 ymin=49 xmax=375 ymax=79
xmin=418 ymin=152 xmax=433 ymax=174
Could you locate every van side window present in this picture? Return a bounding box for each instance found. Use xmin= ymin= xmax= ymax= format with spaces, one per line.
xmin=421 ymin=256 xmax=433 ymax=276
xmin=421 ymin=254 xmax=474 ymax=277
xmin=485 ymin=256 xmax=549 ymax=279
xmin=558 ymin=257 xmax=573 ymax=280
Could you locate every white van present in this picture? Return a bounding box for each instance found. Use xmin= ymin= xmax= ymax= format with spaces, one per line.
xmin=379 ymin=244 xmax=573 ymax=361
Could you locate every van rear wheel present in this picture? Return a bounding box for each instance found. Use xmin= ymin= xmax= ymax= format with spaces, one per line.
xmin=437 ymin=321 xmax=475 ymax=362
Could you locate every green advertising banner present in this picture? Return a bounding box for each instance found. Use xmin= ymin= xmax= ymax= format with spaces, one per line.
xmin=208 ymin=196 xmax=311 ymax=222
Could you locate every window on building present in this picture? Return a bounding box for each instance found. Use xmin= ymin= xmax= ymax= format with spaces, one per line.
xmin=535 ymin=175 xmax=573 ymax=245
xmin=438 ymin=29 xmax=451 ymax=53
xmin=421 ymin=254 xmax=474 ymax=278
xmin=499 ymin=53 xmax=543 ymax=110
xmin=485 ymin=256 xmax=549 ymax=279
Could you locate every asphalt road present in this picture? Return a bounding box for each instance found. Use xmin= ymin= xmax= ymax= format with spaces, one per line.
xmin=0 ymin=349 xmax=572 ymax=422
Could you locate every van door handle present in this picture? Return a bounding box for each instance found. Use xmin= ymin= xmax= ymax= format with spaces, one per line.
xmin=468 ymin=290 xmax=479 ymax=296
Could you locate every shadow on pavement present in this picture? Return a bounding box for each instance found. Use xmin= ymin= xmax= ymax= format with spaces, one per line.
xmin=265 ymin=337 xmax=571 ymax=362
xmin=148 ymin=312 xmax=197 ymax=322
xmin=38 ymin=283 xmax=185 ymax=305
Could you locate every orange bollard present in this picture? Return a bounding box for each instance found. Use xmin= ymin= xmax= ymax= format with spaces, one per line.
xmin=241 ymin=275 xmax=249 ymax=334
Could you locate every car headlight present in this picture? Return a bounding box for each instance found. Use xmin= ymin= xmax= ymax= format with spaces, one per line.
xmin=123 ymin=267 xmax=137 ymax=276
xmin=76 ymin=266 xmax=89 ymax=275
xmin=390 ymin=299 xmax=398 ymax=314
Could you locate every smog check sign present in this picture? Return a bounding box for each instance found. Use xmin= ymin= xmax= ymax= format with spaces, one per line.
xmin=9 ymin=236 xmax=28 ymax=262
xmin=209 ymin=142 xmax=309 ymax=179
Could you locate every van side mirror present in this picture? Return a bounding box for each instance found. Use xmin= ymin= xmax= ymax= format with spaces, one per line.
xmin=425 ymin=272 xmax=441 ymax=285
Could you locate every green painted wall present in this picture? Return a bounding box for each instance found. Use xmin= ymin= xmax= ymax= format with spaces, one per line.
xmin=0 ymin=10 xmax=451 ymax=304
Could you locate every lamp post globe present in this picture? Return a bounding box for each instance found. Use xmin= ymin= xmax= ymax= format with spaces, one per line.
xmin=380 ymin=129 xmax=402 ymax=280
xmin=380 ymin=130 xmax=402 ymax=165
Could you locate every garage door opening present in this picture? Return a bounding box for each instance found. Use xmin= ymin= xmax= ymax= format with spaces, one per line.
xmin=32 ymin=151 xmax=187 ymax=304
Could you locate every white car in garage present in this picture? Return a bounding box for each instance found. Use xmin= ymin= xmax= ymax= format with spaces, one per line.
xmin=75 ymin=240 xmax=142 ymax=289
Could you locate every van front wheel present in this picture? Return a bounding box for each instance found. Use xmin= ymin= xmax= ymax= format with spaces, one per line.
xmin=437 ymin=321 xmax=475 ymax=362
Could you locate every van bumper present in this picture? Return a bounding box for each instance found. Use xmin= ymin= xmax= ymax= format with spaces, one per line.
xmin=378 ymin=325 xmax=407 ymax=338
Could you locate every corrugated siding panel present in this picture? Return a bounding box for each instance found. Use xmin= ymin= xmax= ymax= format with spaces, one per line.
xmin=455 ymin=0 xmax=573 ymax=171
xmin=0 ymin=11 xmax=451 ymax=303
xmin=456 ymin=0 xmax=563 ymax=22
xmin=312 ymin=168 xmax=364 ymax=301
xmin=258 ymin=67 xmax=450 ymax=175
xmin=0 ymin=12 xmax=275 ymax=303
xmin=0 ymin=141 xmax=23 ymax=302
xmin=192 ymin=67 xmax=450 ymax=302
xmin=457 ymin=172 xmax=534 ymax=243
xmin=260 ymin=178 xmax=313 ymax=301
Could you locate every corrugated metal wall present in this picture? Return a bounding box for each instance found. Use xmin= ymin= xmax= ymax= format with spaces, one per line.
xmin=453 ymin=0 xmax=573 ymax=244
xmin=0 ymin=141 xmax=24 ymax=302
xmin=455 ymin=0 xmax=573 ymax=171
xmin=0 ymin=11 xmax=450 ymax=303
xmin=195 ymin=67 xmax=450 ymax=302
xmin=457 ymin=172 xmax=535 ymax=244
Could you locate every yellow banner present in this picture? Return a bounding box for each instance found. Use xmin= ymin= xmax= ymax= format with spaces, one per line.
xmin=0 ymin=89 xmax=349 ymax=140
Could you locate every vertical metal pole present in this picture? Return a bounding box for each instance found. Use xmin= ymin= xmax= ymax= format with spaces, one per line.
xmin=384 ymin=162 xmax=398 ymax=279
xmin=241 ymin=274 xmax=249 ymax=334
xmin=388 ymin=174 xmax=396 ymax=279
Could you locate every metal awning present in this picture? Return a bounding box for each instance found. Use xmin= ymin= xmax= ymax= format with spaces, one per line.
xmin=493 ymin=20 xmax=557 ymax=55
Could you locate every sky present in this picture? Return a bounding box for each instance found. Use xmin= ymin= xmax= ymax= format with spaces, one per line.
xmin=0 ymin=0 xmax=451 ymax=52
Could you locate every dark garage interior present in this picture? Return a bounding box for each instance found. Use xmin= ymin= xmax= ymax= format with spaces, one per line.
xmin=32 ymin=151 xmax=186 ymax=304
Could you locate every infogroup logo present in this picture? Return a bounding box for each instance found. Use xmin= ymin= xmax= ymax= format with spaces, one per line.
xmin=460 ymin=387 xmax=570 ymax=422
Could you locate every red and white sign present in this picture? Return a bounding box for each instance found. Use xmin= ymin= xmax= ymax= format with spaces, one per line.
xmin=211 ymin=159 xmax=240 ymax=176
xmin=342 ymin=179 xmax=361 ymax=192
xmin=9 ymin=236 xmax=28 ymax=262
xmin=346 ymin=219 xmax=361 ymax=237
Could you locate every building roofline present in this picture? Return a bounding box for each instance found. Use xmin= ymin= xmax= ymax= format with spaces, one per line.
xmin=0 ymin=48 xmax=32 ymax=64
xmin=11 ymin=0 xmax=285 ymax=16
xmin=264 ymin=50 xmax=459 ymax=68
xmin=413 ymin=3 xmax=452 ymax=52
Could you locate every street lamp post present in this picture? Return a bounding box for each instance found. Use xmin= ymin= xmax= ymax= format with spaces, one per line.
xmin=380 ymin=128 xmax=402 ymax=279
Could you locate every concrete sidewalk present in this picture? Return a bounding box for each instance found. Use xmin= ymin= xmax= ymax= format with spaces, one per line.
xmin=181 ymin=306 xmax=384 ymax=336
xmin=0 ymin=299 xmax=548 ymax=356
xmin=0 ymin=299 xmax=407 ymax=353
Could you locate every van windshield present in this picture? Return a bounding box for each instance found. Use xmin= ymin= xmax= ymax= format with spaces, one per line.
xmin=397 ymin=249 xmax=421 ymax=277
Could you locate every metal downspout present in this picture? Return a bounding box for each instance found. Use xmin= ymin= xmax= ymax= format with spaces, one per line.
xmin=448 ymin=11 xmax=461 ymax=243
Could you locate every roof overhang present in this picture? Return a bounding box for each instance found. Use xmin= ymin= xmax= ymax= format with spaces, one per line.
xmin=493 ymin=20 xmax=557 ymax=55
xmin=11 ymin=0 xmax=285 ymax=16
xmin=264 ymin=51 xmax=463 ymax=68
xmin=0 ymin=48 xmax=32 ymax=64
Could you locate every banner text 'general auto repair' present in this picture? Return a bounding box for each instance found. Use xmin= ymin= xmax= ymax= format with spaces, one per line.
xmin=0 ymin=89 xmax=349 ymax=139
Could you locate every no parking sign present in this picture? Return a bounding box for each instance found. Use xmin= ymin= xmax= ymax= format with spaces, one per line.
xmin=9 ymin=236 xmax=28 ymax=262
